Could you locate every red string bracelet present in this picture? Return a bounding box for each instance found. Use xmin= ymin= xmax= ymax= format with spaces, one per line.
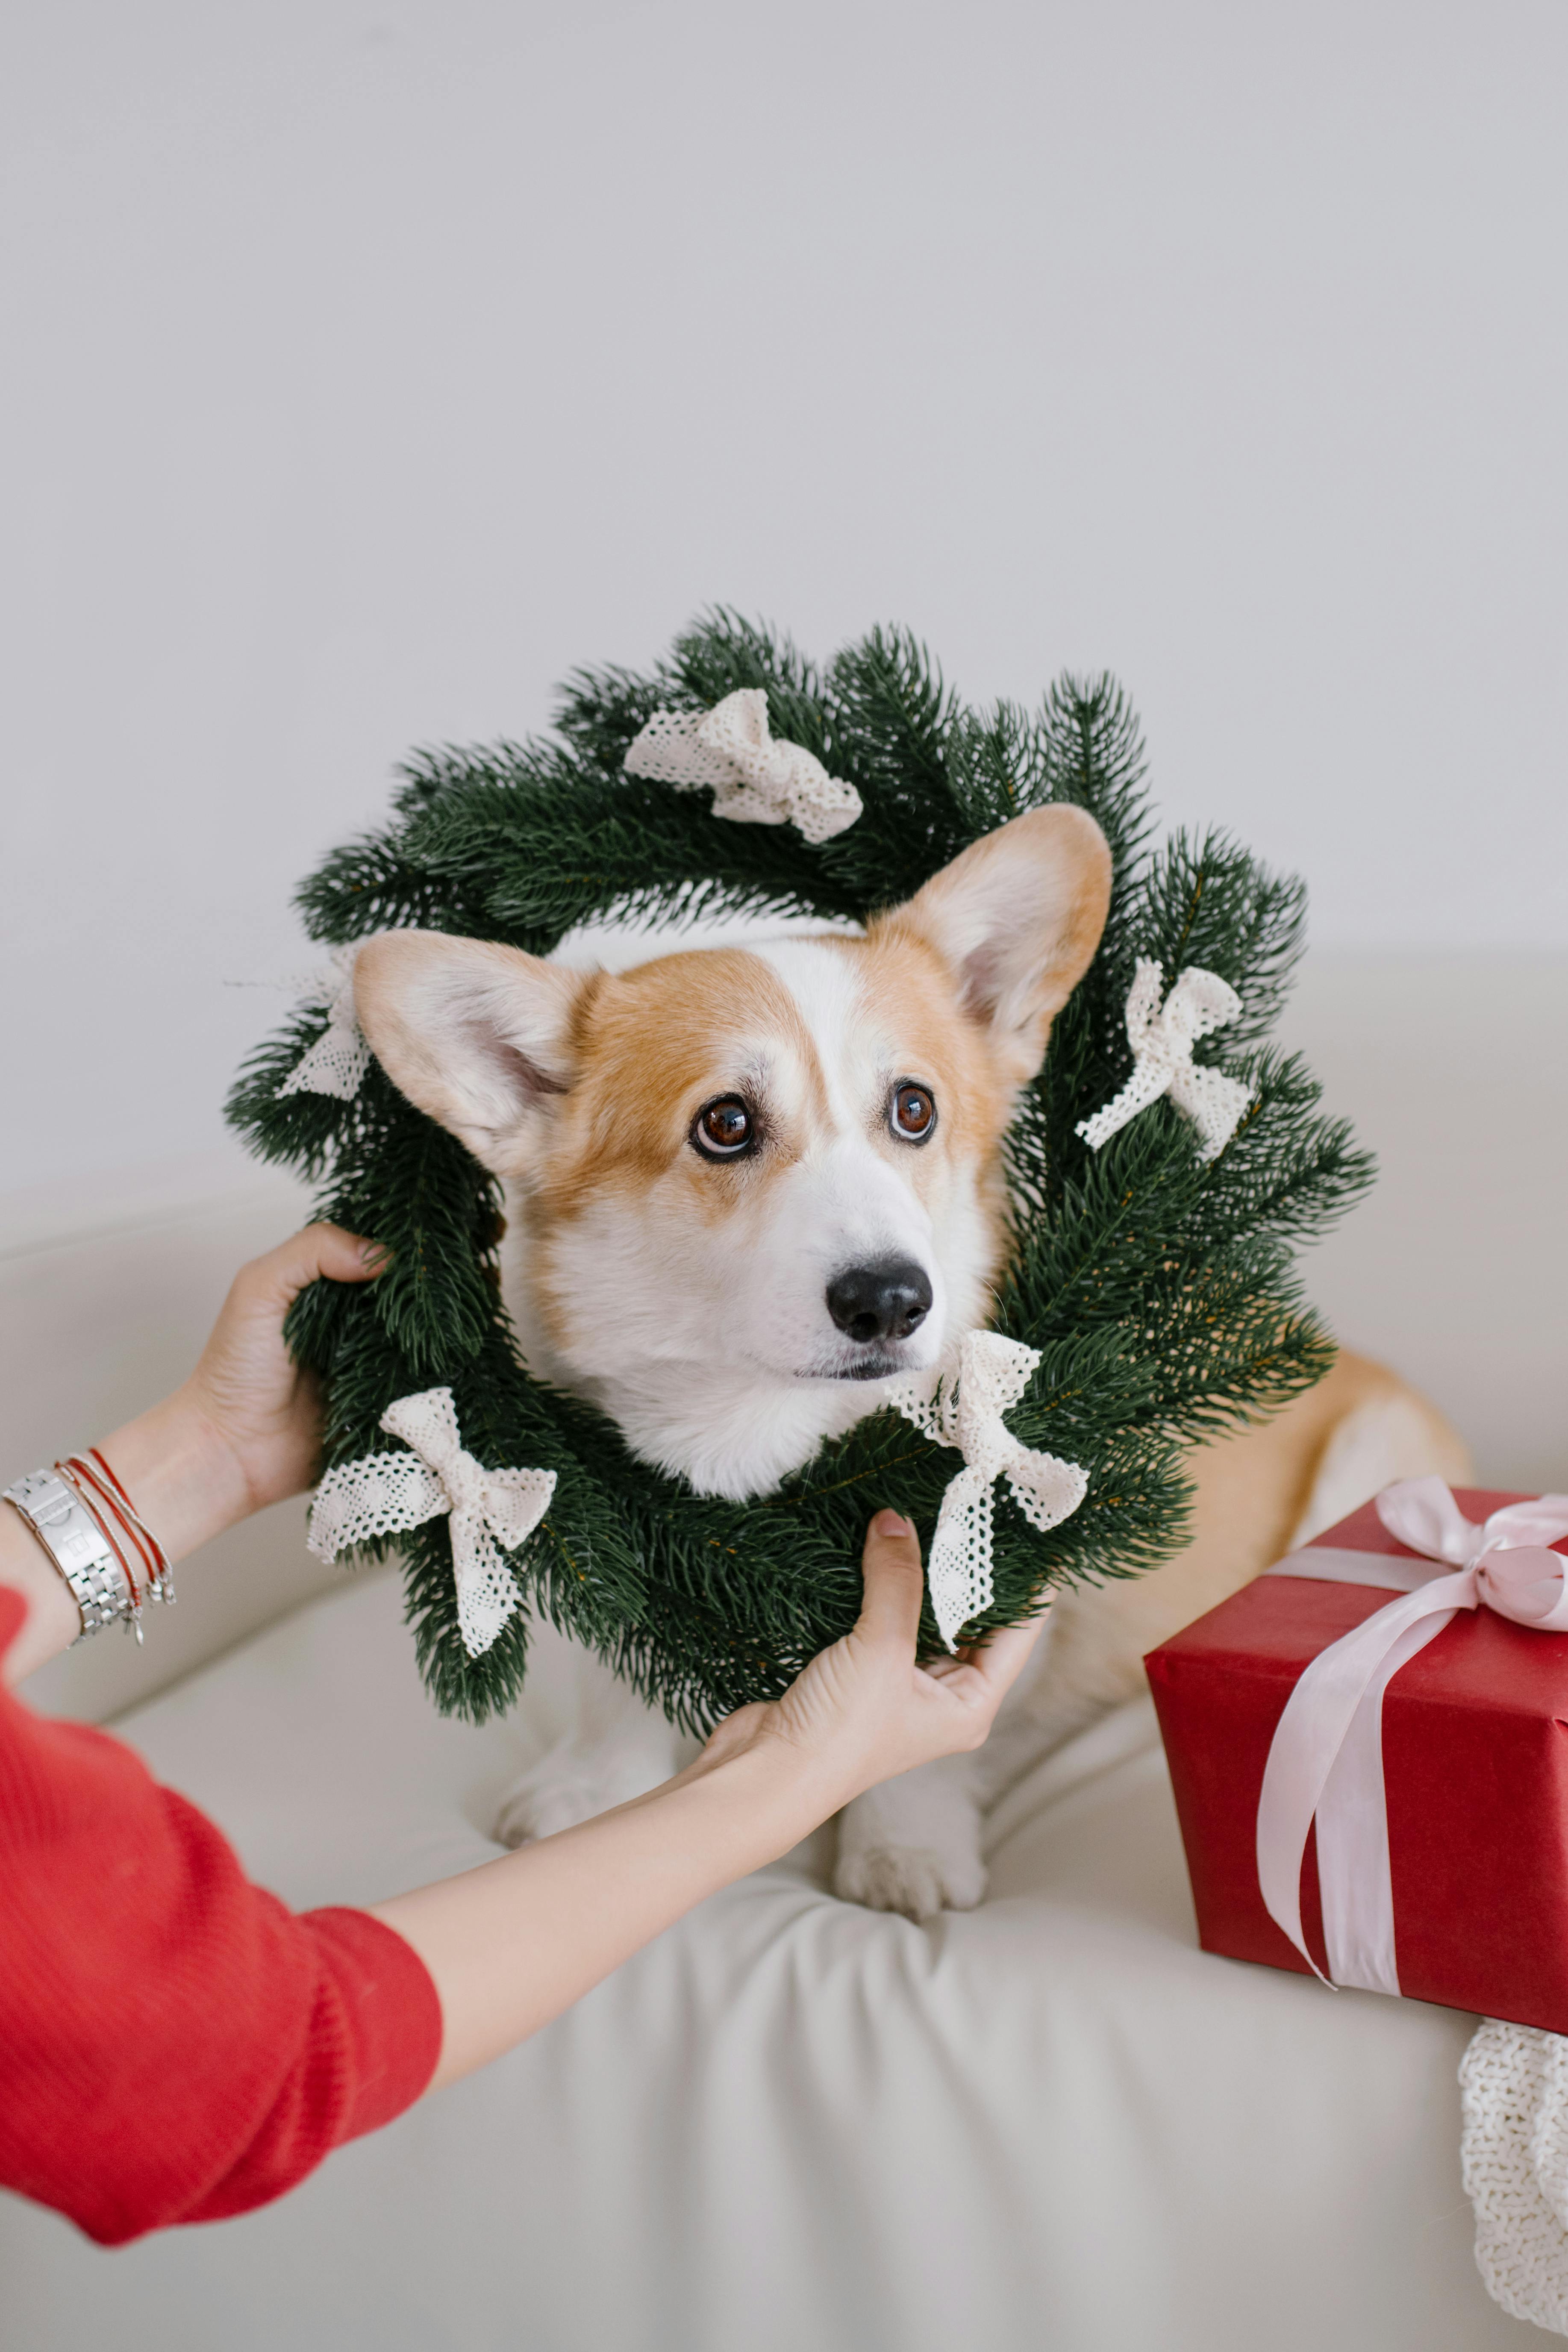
xmin=53 ymin=1454 xmax=176 ymax=1634
xmin=76 ymin=1449 xmax=174 ymax=1604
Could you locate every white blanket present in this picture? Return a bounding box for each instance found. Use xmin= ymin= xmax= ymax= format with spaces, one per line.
xmin=0 ymin=1568 xmax=1535 ymax=2351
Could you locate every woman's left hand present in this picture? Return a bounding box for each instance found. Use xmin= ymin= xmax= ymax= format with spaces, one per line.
xmin=169 ymin=1223 xmax=386 ymax=1523
xmin=1 ymin=1224 xmax=385 ymax=1684
xmin=165 ymin=1232 xmax=390 ymax=1524
xmin=107 ymin=1222 xmax=387 ymax=1563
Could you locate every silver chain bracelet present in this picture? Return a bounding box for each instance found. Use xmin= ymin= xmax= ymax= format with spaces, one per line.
xmin=3 ymin=1467 xmax=139 ymax=1640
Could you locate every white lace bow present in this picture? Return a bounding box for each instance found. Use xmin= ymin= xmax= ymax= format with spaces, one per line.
xmin=1076 ymin=959 xmax=1253 ymax=1161
xmin=308 ymin=1388 xmax=556 ymax=1658
xmin=278 ymin=945 xmax=372 ymax=1101
xmin=624 ymin=687 xmax=862 ymax=844
xmin=888 ymin=1332 xmax=1087 ymax=1649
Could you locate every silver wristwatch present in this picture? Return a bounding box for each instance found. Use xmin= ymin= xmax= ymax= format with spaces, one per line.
xmin=3 ymin=1467 xmax=137 ymax=1638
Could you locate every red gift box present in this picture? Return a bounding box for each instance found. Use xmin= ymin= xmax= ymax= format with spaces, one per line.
xmin=1146 ymin=1486 xmax=1568 ymax=2031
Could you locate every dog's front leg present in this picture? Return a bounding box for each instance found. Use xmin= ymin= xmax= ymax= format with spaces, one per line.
xmin=492 ymin=1728 xmax=683 ymax=1847
xmin=491 ymin=1647 xmax=692 ymax=1849
xmin=832 ymin=1665 xmax=1058 ymax=1920
xmin=833 ymin=1753 xmax=988 ymax=1921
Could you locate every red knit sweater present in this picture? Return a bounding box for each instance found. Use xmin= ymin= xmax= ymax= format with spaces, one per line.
xmin=0 ymin=1587 xmax=442 ymax=2244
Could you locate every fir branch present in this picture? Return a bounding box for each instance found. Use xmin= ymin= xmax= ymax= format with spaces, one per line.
xmin=1133 ymin=829 xmax=1308 ymax=1047
xmin=295 ymin=827 xmax=496 ymax=945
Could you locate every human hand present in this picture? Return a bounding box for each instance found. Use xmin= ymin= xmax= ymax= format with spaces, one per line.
xmin=376 ymin=1509 xmax=1047 ymax=2085
xmin=177 ymin=1223 xmax=386 ymax=1513
xmin=697 ymin=1510 xmax=1047 ymax=1818
xmin=2 ymin=1224 xmax=385 ymax=1685
xmin=104 ymin=1224 xmax=385 ymax=1564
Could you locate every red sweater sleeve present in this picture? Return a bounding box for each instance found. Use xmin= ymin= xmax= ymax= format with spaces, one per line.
xmin=0 ymin=1587 xmax=443 ymax=2244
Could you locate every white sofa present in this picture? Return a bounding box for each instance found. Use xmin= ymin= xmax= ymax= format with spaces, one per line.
xmin=2 ymin=952 xmax=1562 ymax=2351
xmin=0 ymin=1573 xmax=1536 ymax=2352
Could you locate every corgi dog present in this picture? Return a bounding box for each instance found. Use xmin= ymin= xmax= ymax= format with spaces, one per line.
xmin=355 ymin=808 xmax=1468 ymax=1919
xmin=353 ymin=806 xmax=1112 ymax=1498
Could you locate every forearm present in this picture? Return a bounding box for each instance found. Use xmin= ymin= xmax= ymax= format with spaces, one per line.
xmin=1 ymin=1395 xmax=245 ymax=1686
xmin=372 ymin=1733 xmax=832 ymax=2090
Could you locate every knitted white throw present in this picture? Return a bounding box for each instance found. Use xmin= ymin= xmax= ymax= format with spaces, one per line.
xmin=1462 ymin=2020 xmax=1568 ymax=2333
xmin=624 ymin=687 xmax=862 ymax=844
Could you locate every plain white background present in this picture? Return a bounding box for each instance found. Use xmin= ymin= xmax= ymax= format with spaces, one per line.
xmin=3 ymin=0 xmax=1565 ymax=1203
xmin=0 ymin=2 xmax=1563 ymax=1710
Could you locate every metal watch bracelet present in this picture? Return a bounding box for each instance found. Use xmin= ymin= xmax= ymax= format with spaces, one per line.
xmin=3 ymin=1467 xmax=137 ymax=1638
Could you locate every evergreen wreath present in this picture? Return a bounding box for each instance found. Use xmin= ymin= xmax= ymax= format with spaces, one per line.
xmin=228 ymin=613 xmax=1374 ymax=1732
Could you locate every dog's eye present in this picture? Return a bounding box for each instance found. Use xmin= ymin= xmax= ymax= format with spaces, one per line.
xmin=692 ymin=1095 xmax=754 ymax=1160
xmin=891 ymin=1083 xmax=937 ymax=1143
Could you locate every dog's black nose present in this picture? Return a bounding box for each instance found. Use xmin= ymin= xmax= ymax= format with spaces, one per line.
xmin=826 ymin=1258 xmax=933 ymax=1345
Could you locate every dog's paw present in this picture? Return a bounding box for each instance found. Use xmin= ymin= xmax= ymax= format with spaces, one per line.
xmin=491 ymin=1733 xmax=679 ymax=1850
xmin=833 ymin=1757 xmax=988 ymax=1920
xmin=833 ymin=1840 xmax=988 ymax=1922
xmin=491 ymin=1764 xmax=618 ymax=1849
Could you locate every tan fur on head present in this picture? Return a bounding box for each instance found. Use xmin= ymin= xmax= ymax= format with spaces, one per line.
xmin=350 ymin=807 xmax=1112 ymax=1499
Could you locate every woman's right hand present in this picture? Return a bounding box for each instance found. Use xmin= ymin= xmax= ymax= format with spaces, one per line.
xmin=697 ymin=1509 xmax=1047 ymax=1814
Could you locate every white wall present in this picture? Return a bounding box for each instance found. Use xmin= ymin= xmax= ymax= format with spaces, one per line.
xmin=3 ymin=0 xmax=1565 ymax=1202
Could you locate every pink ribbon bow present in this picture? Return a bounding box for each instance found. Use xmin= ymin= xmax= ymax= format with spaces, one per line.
xmin=1256 ymin=1478 xmax=1568 ymax=1995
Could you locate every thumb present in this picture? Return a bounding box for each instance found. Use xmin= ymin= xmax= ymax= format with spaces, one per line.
xmin=856 ymin=1510 xmax=927 ymax=1647
xmin=246 ymin=1222 xmax=388 ymax=1309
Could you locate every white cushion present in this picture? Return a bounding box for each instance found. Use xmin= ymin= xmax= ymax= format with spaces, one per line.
xmin=0 ymin=1568 xmax=1529 ymax=2350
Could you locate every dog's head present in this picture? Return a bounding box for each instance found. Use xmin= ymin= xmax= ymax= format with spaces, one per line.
xmin=356 ymin=806 xmax=1110 ymax=1487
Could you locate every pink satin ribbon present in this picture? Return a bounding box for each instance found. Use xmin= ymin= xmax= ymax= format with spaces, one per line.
xmin=1255 ymin=1478 xmax=1568 ymax=1995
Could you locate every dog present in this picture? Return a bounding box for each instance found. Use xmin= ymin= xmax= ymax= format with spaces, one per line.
xmin=354 ymin=807 xmax=1468 ymax=1918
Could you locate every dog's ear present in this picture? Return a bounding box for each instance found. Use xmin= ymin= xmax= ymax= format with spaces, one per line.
xmin=353 ymin=932 xmax=587 ymax=1175
xmin=889 ymin=806 xmax=1112 ymax=1085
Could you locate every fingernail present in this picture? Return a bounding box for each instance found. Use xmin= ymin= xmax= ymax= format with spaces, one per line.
xmin=359 ymin=1238 xmax=389 ymax=1269
xmin=873 ymin=1509 xmax=913 ymax=1538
